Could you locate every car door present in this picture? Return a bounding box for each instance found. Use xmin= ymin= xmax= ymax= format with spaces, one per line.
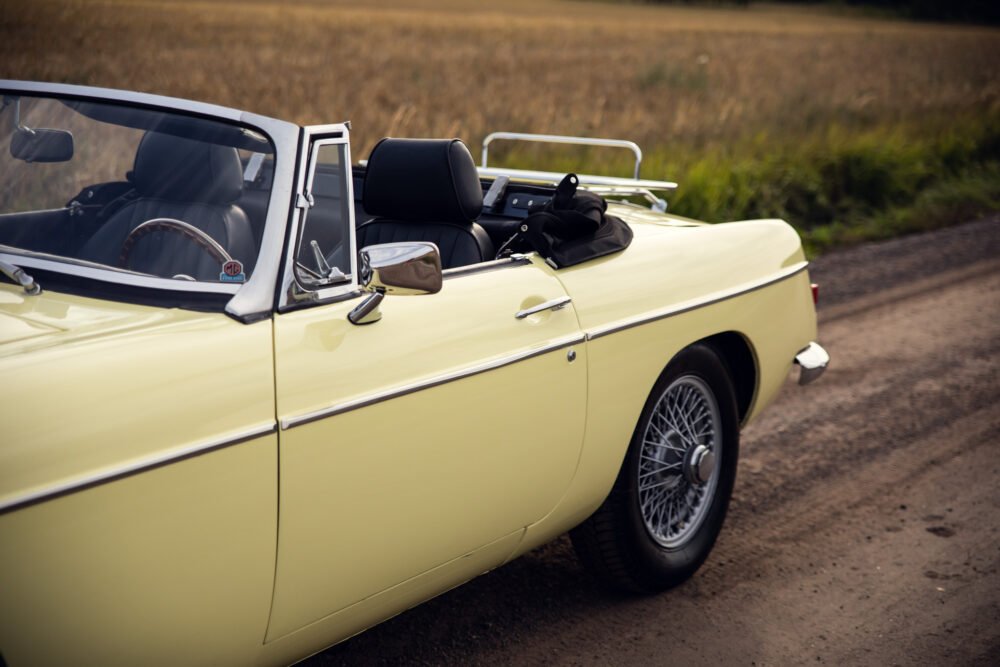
xmin=265 ymin=126 xmax=587 ymax=640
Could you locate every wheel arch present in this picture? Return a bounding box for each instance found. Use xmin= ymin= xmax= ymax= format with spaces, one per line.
xmin=509 ymin=329 xmax=758 ymax=560
xmin=696 ymin=331 xmax=758 ymax=425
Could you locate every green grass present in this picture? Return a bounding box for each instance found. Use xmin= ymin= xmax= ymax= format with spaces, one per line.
xmin=660 ymin=115 xmax=1000 ymax=255
xmin=800 ymin=162 xmax=1000 ymax=254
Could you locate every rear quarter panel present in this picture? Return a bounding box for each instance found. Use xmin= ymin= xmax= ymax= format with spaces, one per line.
xmin=512 ymin=214 xmax=818 ymax=555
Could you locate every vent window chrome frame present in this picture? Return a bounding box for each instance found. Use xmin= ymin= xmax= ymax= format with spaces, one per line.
xmin=278 ymin=125 xmax=359 ymax=311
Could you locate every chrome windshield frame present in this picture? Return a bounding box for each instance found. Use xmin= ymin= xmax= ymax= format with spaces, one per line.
xmin=0 ymin=80 xmax=301 ymax=322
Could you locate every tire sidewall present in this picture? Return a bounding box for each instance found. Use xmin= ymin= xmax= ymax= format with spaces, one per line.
xmin=619 ymin=343 xmax=741 ymax=589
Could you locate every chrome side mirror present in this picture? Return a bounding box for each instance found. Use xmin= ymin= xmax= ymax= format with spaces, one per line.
xmin=348 ymin=242 xmax=442 ymax=325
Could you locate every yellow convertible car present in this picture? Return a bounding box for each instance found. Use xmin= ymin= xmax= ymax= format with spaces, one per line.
xmin=0 ymin=81 xmax=828 ymax=666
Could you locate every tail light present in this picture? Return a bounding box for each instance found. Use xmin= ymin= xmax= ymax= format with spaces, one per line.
xmin=810 ymin=283 xmax=819 ymax=305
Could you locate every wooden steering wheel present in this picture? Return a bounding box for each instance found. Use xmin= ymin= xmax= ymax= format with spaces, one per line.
xmin=118 ymin=218 xmax=232 ymax=272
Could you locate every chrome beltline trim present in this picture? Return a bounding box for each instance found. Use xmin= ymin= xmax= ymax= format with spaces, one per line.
xmin=0 ymin=422 xmax=277 ymax=515
xmin=586 ymin=261 xmax=810 ymax=341
xmin=281 ymin=332 xmax=586 ymax=430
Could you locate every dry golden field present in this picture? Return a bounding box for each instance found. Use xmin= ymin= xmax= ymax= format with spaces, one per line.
xmin=2 ymin=0 xmax=999 ymax=244
xmin=1 ymin=0 xmax=998 ymax=159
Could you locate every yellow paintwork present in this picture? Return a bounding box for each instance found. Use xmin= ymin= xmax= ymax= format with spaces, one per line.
xmin=0 ymin=205 xmax=818 ymax=665
xmin=513 ymin=213 xmax=816 ymax=552
xmin=261 ymin=529 xmax=525 ymax=666
xmin=0 ymin=288 xmax=276 ymax=507
xmin=0 ymin=287 xmax=278 ymax=665
xmin=267 ymin=262 xmax=585 ymax=639
xmin=0 ymin=437 xmax=277 ymax=666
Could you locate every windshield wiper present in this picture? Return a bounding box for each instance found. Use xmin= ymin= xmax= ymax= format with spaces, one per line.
xmin=0 ymin=259 xmax=42 ymax=295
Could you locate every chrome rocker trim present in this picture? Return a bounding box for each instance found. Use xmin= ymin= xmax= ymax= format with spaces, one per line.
xmin=794 ymin=341 xmax=830 ymax=386
xmin=586 ymin=261 xmax=810 ymax=341
xmin=0 ymin=422 xmax=278 ymax=515
xmin=281 ymin=333 xmax=586 ymax=430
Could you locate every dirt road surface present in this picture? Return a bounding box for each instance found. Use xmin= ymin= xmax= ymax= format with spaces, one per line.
xmin=308 ymin=218 xmax=1000 ymax=666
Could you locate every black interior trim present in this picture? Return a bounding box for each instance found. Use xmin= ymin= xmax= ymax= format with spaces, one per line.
xmin=5 ymin=267 xmax=233 ymax=313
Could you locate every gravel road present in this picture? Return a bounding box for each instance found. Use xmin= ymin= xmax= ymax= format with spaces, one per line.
xmin=308 ymin=218 xmax=1000 ymax=666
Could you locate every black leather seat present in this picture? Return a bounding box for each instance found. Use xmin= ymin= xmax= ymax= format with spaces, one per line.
xmin=79 ymin=131 xmax=255 ymax=280
xmin=359 ymin=138 xmax=494 ymax=270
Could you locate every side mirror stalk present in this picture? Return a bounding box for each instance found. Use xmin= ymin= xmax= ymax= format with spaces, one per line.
xmin=348 ymin=291 xmax=385 ymax=325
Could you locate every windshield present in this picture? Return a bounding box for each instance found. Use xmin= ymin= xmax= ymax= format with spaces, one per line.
xmin=0 ymin=94 xmax=275 ymax=285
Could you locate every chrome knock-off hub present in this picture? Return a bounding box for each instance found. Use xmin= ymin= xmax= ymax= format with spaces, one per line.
xmin=637 ymin=375 xmax=723 ymax=548
xmin=685 ymin=444 xmax=715 ymax=486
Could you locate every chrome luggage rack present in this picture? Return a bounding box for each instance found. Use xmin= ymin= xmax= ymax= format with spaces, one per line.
xmin=478 ymin=132 xmax=677 ymax=212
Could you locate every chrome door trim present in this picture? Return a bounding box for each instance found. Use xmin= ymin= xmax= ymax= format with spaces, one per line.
xmin=0 ymin=422 xmax=277 ymax=515
xmin=280 ymin=332 xmax=586 ymax=430
xmin=515 ymin=296 xmax=572 ymax=319
xmin=585 ymin=261 xmax=809 ymax=341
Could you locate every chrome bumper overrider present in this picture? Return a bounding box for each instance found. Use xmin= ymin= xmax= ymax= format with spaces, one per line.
xmin=794 ymin=342 xmax=830 ymax=386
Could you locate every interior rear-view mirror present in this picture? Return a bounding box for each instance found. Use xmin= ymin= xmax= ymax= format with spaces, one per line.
xmin=10 ymin=127 xmax=74 ymax=163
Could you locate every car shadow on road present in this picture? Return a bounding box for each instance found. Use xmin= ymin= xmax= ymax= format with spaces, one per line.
xmin=303 ymin=535 xmax=624 ymax=665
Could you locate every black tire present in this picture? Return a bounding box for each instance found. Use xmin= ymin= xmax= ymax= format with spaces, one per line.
xmin=570 ymin=343 xmax=740 ymax=593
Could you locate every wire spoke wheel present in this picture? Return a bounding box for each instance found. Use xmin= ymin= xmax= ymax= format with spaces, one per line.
xmin=637 ymin=375 xmax=722 ymax=549
xmin=570 ymin=343 xmax=738 ymax=593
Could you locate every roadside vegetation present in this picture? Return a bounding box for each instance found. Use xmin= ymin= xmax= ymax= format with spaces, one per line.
xmin=1 ymin=0 xmax=997 ymax=255
xmin=655 ymin=114 xmax=1000 ymax=254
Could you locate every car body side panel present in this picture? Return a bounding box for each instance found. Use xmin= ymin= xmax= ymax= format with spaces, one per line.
xmin=259 ymin=529 xmax=525 ymax=666
xmin=509 ymin=216 xmax=818 ymax=556
xmin=553 ymin=213 xmax=808 ymax=337
xmin=0 ymin=435 xmax=278 ymax=667
xmin=0 ymin=287 xmax=276 ymax=507
xmin=267 ymin=262 xmax=586 ymax=641
xmin=0 ymin=287 xmax=278 ymax=665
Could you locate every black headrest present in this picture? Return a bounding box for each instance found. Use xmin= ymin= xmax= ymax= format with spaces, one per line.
xmin=132 ymin=131 xmax=243 ymax=204
xmin=363 ymin=138 xmax=483 ymax=224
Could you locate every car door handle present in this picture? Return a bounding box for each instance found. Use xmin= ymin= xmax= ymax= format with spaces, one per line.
xmin=515 ymin=296 xmax=572 ymax=319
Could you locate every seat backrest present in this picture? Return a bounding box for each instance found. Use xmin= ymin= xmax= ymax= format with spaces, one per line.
xmin=79 ymin=131 xmax=256 ymax=280
xmin=358 ymin=138 xmax=494 ymax=269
